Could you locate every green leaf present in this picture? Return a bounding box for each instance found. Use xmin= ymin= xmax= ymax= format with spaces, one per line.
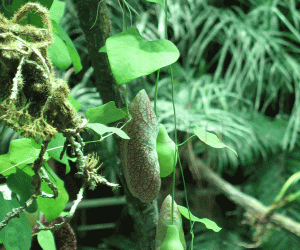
xmin=36 ymin=0 xmax=54 ymax=9
xmin=37 ymin=163 xmax=69 ymax=222
xmin=9 ymin=138 xmax=49 ymax=169
xmin=100 ymin=27 xmax=179 ymax=85
xmin=65 ymin=42 xmax=82 ymax=73
xmin=99 ymin=46 xmax=107 ymax=53
xmin=48 ymin=32 xmax=72 ymax=70
xmin=86 ymin=123 xmax=130 ymax=140
xmin=37 ymin=230 xmax=56 ymax=250
xmin=0 ymin=193 xmax=32 ymax=250
xmin=51 ymin=20 xmax=82 ymax=73
xmin=68 ymin=94 xmax=82 ymax=112
xmin=49 ymin=0 xmax=66 ymax=25
xmin=193 ymin=126 xmax=237 ymax=156
xmin=3 ymin=0 xmax=27 ymax=18
xmin=86 ymin=101 xmax=127 ymax=124
xmin=6 ymin=168 xmax=38 ymax=213
xmin=144 ymin=0 xmax=170 ymax=18
xmin=0 ymin=154 xmax=15 ymax=177
xmin=177 ymin=205 xmax=222 ymax=232
xmin=47 ymin=133 xmax=76 ymax=174
xmin=21 ymin=0 xmax=54 ymax=27
xmin=59 ymin=211 xmax=69 ymax=217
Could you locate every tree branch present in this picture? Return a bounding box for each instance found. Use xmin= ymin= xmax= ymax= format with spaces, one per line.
xmin=69 ymin=0 xmax=125 ymax=106
xmin=69 ymin=1 xmax=158 ymax=248
xmin=186 ymin=143 xmax=300 ymax=240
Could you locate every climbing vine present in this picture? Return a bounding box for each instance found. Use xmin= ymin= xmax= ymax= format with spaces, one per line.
xmin=0 ymin=1 xmax=226 ymax=249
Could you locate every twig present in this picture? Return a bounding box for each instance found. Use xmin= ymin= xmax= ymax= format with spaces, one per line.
xmin=38 ymin=182 xmax=87 ymax=232
xmin=39 ymin=167 xmax=58 ymax=199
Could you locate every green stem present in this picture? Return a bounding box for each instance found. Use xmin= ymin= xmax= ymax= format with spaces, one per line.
xmin=154 ymin=69 xmax=160 ymax=116
xmin=177 ymin=146 xmax=194 ymax=249
xmin=177 ymin=135 xmax=197 ymax=147
xmin=265 ymin=190 xmax=300 ymax=220
xmin=163 ymin=0 xmax=176 ymax=226
xmin=286 ymin=190 xmax=300 ymax=202
xmin=125 ymin=82 xmax=130 ymax=116
xmin=122 ymin=0 xmax=127 ymax=30
xmin=274 ymin=171 xmax=300 ymax=202
xmin=170 ymin=65 xmax=176 ymax=226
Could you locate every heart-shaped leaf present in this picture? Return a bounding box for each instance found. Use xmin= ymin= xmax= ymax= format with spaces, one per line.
xmin=86 ymin=101 xmax=126 ymax=124
xmin=50 ymin=0 xmax=66 ymax=25
xmin=99 ymin=27 xmax=179 ymax=84
xmin=37 ymin=230 xmax=56 ymax=250
xmin=0 ymin=193 xmax=32 ymax=250
xmin=37 ymin=163 xmax=69 ymax=222
xmin=6 ymin=169 xmax=38 ymax=213
xmin=48 ymin=32 xmax=72 ymax=71
xmin=178 ymin=205 xmax=221 ymax=232
xmin=47 ymin=132 xmax=75 ymax=174
xmin=86 ymin=123 xmax=130 ymax=140
xmin=51 ymin=20 xmax=82 ymax=73
xmin=193 ymin=126 xmax=237 ymax=156
xmin=9 ymin=138 xmax=50 ymax=169
xmin=0 ymin=154 xmax=15 ymax=177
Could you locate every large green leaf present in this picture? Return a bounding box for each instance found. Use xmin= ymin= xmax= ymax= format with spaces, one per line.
xmin=0 ymin=193 xmax=32 ymax=250
xmin=48 ymin=32 xmax=72 ymax=71
xmin=51 ymin=20 xmax=82 ymax=73
xmin=37 ymin=162 xmax=69 ymax=222
xmin=6 ymin=168 xmax=38 ymax=213
xmin=68 ymin=94 xmax=82 ymax=112
xmin=86 ymin=101 xmax=127 ymax=124
xmin=2 ymin=161 xmax=68 ymax=222
xmin=37 ymin=230 xmax=56 ymax=250
xmin=49 ymin=0 xmax=65 ymax=25
xmin=49 ymin=3 xmax=73 ymax=71
xmin=9 ymin=138 xmax=49 ymax=169
xmin=0 ymin=154 xmax=15 ymax=177
xmin=0 ymin=133 xmax=73 ymax=177
xmin=99 ymin=27 xmax=179 ymax=84
xmin=47 ymin=133 xmax=76 ymax=174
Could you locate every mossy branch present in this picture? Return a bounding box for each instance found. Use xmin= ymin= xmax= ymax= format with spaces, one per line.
xmin=0 ymin=2 xmax=119 ymax=234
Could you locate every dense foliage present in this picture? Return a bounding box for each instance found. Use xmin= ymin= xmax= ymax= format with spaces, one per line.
xmin=1 ymin=0 xmax=300 ymax=249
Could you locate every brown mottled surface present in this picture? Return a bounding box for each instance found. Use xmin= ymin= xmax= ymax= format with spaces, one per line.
xmin=31 ymin=216 xmax=76 ymax=250
xmin=120 ymin=89 xmax=161 ymax=203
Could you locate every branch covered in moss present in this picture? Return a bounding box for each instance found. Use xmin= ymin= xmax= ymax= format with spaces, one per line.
xmin=70 ymin=0 xmax=159 ymax=248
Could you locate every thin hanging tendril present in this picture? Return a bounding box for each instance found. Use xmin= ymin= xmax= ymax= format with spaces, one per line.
xmin=154 ymin=69 xmax=160 ymax=116
xmin=161 ymin=0 xmax=194 ymax=247
xmin=90 ymin=0 xmax=104 ymax=29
